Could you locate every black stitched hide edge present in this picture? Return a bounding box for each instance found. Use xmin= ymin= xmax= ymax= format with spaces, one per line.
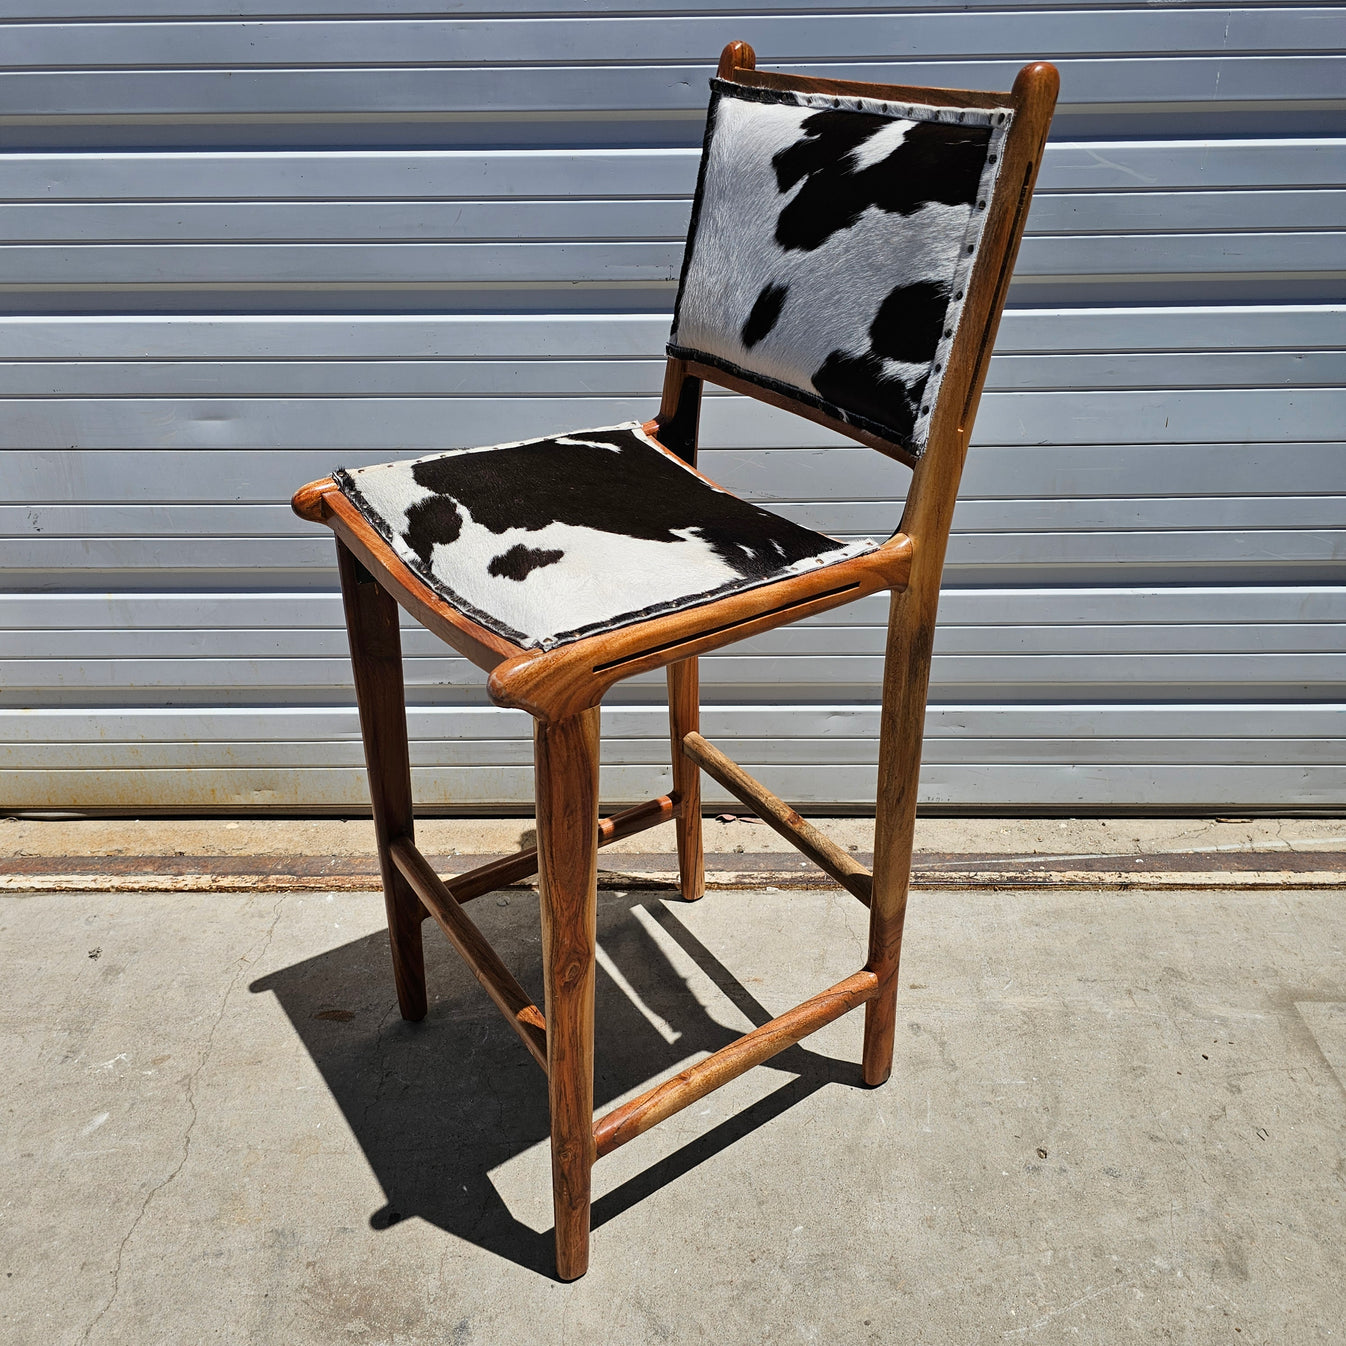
xmin=332 ymin=464 xmax=533 ymax=647
xmin=665 ymin=343 xmax=923 ymax=459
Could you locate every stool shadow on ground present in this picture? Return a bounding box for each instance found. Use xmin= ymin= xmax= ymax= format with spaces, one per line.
xmin=250 ymin=887 xmax=867 ymax=1278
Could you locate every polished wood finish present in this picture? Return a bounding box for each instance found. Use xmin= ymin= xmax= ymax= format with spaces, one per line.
xmin=682 ymin=732 xmax=873 ymax=906
xmin=447 ymin=792 xmax=676 ymax=906
xmin=297 ymin=44 xmax=1058 ymax=1280
xmin=390 ymin=836 xmax=548 ymax=1072
xmin=488 ymin=536 xmax=910 ymax=722
xmin=534 ymin=708 xmax=602 ymax=1281
xmin=667 ymin=661 xmax=705 ymax=901
xmin=655 ymin=358 xmax=703 ymax=464
xmin=861 ymin=60 xmax=1059 ymax=1089
xmin=594 ymin=969 xmax=879 ymax=1158
xmin=336 ymin=540 xmax=426 ymax=1022
xmin=716 ymin=38 xmax=756 ymax=79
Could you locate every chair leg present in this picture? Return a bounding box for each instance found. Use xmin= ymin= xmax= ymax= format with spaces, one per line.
xmin=337 ymin=541 xmax=427 ymax=1023
xmin=534 ymin=707 xmax=602 ymax=1280
xmin=667 ymin=658 xmax=705 ymax=902
xmin=862 ymin=589 xmax=931 ymax=1087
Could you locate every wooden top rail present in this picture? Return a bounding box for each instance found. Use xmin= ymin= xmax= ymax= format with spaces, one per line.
xmin=681 ymin=733 xmax=873 ymax=905
xmin=593 ymin=968 xmax=879 ymax=1158
xmin=390 ymin=836 xmax=549 ymax=1072
xmin=447 ymin=793 xmax=678 ymax=906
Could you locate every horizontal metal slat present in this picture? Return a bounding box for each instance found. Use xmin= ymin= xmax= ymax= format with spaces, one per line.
xmin=4 ymin=11 xmax=1337 ymax=68
xmin=5 ymin=188 xmax=1340 ymax=245
xmin=4 ymin=141 xmax=1342 ymax=207
xmin=2 ymin=763 xmax=1342 ymax=810
xmin=6 ymin=734 xmax=1340 ymax=770
xmin=5 ymin=652 xmax=1343 ymax=694
xmin=3 ymin=58 xmax=1341 ymax=119
xmin=0 ymin=388 xmax=1335 ymax=451
xmin=6 ymin=586 xmax=1344 ymax=631
xmin=2 ymin=234 xmax=1339 ymax=288
xmin=0 ymin=306 xmax=1337 ymax=361
xmin=0 ymin=349 xmax=1342 ymax=398
xmin=7 ymin=702 xmax=1338 ymax=744
xmin=5 ymin=443 xmax=1343 ymax=506
xmin=6 ymin=494 xmax=1343 ymax=537
xmin=7 ymin=619 xmax=1344 ymax=662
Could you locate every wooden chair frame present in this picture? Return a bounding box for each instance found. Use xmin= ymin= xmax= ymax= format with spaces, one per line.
xmin=292 ymin=43 xmax=1058 ymax=1280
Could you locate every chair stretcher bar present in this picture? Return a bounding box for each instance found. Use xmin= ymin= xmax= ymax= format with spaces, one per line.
xmin=390 ymin=836 xmax=550 ymax=1072
xmin=681 ymin=732 xmax=873 ymax=905
xmin=447 ymin=793 xmax=678 ymax=906
xmin=593 ymin=968 xmax=879 ymax=1158
xmin=388 ymin=795 xmax=676 ymax=1075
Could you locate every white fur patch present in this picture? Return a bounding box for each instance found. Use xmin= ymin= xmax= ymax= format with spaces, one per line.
xmin=423 ymin=511 xmax=742 ymax=644
xmin=849 ymin=118 xmax=916 ymax=171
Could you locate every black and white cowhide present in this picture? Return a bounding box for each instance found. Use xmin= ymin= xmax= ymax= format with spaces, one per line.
xmin=670 ymin=82 xmax=1012 ymax=455
xmin=335 ymin=423 xmax=873 ymax=650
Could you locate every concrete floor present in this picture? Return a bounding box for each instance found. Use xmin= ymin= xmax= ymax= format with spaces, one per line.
xmin=2 ymin=882 xmax=1343 ymax=1344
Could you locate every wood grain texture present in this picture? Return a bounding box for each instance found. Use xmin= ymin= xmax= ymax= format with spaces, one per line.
xmin=864 ymin=60 xmax=1059 ymax=1086
xmin=390 ymin=835 xmax=548 ymax=1071
xmin=593 ymin=969 xmax=879 ymax=1158
xmin=447 ymin=792 xmax=676 ymax=905
xmin=667 ymin=659 xmax=705 ymax=901
xmin=654 ymin=359 xmax=703 ymax=465
xmin=717 ymin=38 xmax=756 ymax=80
xmin=488 ymin=535 xmax=911 ymax=722
xmin=682 ymin=730 xmax=872 ymax=905
xmin=534 ymin=707 xmax=601 ymax=1281
xmin=336 ymin=538 xmax=426 ymax=1022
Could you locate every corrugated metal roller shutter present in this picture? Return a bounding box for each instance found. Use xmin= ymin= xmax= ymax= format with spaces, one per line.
xmin=1 ymin=3 xmax=1342 ymax=811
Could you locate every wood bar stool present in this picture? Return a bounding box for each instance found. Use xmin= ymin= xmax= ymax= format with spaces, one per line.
xmin=292 ymin=43 xmax=1057 ymax=1280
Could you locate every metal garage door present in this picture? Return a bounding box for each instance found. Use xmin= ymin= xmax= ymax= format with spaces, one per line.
xmin=2 ymin=4 xmax=1342 ymax=811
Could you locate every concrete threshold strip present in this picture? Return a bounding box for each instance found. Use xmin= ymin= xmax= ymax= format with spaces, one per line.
xmin=3 ymin=848 xmax=1344 ymax=893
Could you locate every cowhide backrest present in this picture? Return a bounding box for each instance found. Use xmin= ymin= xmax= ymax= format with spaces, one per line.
xmin=669 ymin=79 xmax=1013 ymax=458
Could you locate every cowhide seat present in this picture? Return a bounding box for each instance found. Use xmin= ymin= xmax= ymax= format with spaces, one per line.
xmin=291 ymin=42 xmax=1057 ymax=1282
xmin=332 ymin=421 xmax=876 ymax=653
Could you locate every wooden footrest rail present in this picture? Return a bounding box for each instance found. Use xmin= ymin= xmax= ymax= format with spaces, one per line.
xmin=593 ymin=968 xmax=879 ymax=1157
xmin=391 ymin=836 xmax=550 ymax=1071
xmin=391 ymin=775 xmax=876 ymax=1162
xmin=389 ymin=794 xmax=677 ymax=1075
xmin=445 ymin=792 xmax=677 ymax=906
xmin=681 ymin=732 xmax=873 ymax=905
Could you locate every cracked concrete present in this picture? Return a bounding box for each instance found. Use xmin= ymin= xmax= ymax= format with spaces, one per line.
xmin=68 ymin=894 xmax=288 ymax=1345
xmin=2 ymin=883 xmax=1344 ymax=1344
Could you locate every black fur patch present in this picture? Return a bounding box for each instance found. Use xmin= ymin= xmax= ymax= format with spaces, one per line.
xmin=811 ymin=352 xmax=925 ymax=443
xmin=488 ymin=544 xmax=564 ymax=581
xmin=402 ymin=493 xmax=462 ymax=566
xmin=741 ymin=281 xmax=789 ymax=349
xmin=868 ymin=280 xmax=951 ymax=366
xmin=773 ymin=115 xmax=990 ymax=252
